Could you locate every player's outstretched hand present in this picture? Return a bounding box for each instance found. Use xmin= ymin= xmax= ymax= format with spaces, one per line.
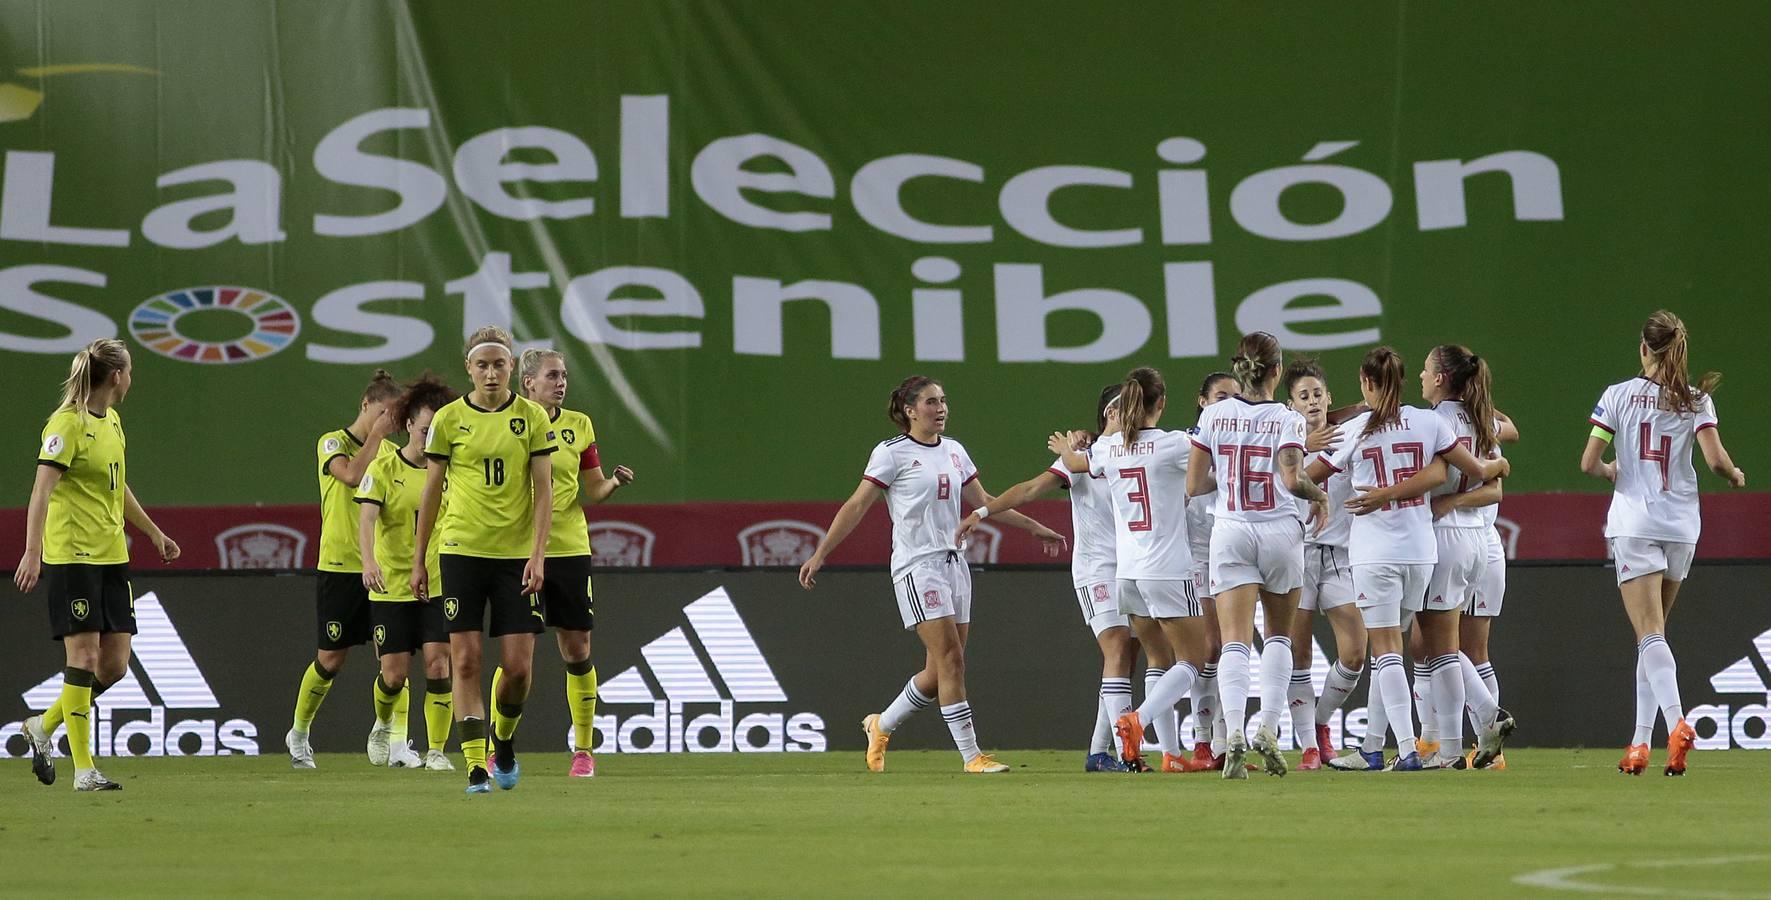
xmin=1306 ymin=423 xmax=1341 ymax=454
xmin=522 ymin=555 xmax=545 ymax=596
xmin=1308 ymin=497 xmax=1330 ymax=535
xmin=955 ymin=512 xmax=981 ymax=546
xmin=612 ymin=465 xmax=636 ymax=486
xmin=1046 ymin=431 xmax=1071 ymax=456
xmin=13 ymin=550 xmax=40 ymax=592
xmin=798 ymin=554 xmax=824 ymax=590
xmin=1033 ymin=525 xmax=1068 ymax=558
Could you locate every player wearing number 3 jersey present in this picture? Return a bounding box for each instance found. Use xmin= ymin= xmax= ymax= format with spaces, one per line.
xmin=1306 ymin=347 xmax=1508 ymax=772
xmin=1582 ymin=310 xmax=1745 ymax=777
xmin=1190 ymin=333 xmax=1327 ymax=779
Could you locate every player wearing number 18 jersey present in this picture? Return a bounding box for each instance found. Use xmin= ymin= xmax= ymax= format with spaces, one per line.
xmin=1190 ymin=333 xmax=1325 ymax=779
xmin=1583 ymin=310 xmax=1745 ymax=777
xmin=1309 ymin=347 xmax=1508 ymax=772
xmin=415 ymin=326 xmax=556 ymax=794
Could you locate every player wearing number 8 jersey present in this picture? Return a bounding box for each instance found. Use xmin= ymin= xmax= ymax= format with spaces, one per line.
xmin=1307 ymin=347 xmax=1508 ymax=772
xmin=414 ymin=326 xmax=556 ymax=794
xmin=1582 ymin=310 xmax=1745 ymax=777
xmin=1189 ymin=333 xmax=1328 ymax=779
xmin=801 ymin=376 xmax=1065 ymax=774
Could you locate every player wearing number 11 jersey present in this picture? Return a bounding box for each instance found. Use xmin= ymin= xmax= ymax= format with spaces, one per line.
xmin=1583 ymin=310 xmax=1745 ymax=777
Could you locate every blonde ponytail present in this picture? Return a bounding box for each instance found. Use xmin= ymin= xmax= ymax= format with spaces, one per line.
xmin=56 ymin=338 xmax=128 ymax=421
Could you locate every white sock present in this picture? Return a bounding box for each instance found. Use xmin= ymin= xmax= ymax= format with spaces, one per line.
xmin=1259 ymin=637 xmax=1292 ymax=735
xmin=1376 ymin=653 xmax=1417 ymax=757
xmin=1317 ymin=660 xmax=1362 ymax=725
xmin=1288 ymin=671 xmax=1315 ymax=749
xmin=1412 ymin=660 xmax=1438 ymax=743
xmin=1361 ymin=657 xmax=1388 ymax=753
xmin=1631 ymin=652 xmax=1655 ymax=746
xmin=1099 ymin=677 xmax=1134 ymax=755
xmin=1138 ymin=663 xmax=1198 ymax=757
xmin=1219 ymin=642 xmax=1252 ymax=738
xmin=1428 ymin=654 xmax=1465 ymax=749
xmin=1477 ymin=661 xmax=1498 ymax=708
xmin=1192 ymin=663 xmax=1218 ymax=746
xmin=1144 ymin=666 xmax=1177 ymax=751
xmin=1457 ymin=652 xmax=1499 ymax=732
xmin=1092 ymin=698 xmax=1114 ymax=755
xmin=880 ymin=677 xmax=933 ymax=733
xmin=1639 ymin=633 xmax=1684 ymax=727
xmin=941 ymin=701 xmax=981 ymax=762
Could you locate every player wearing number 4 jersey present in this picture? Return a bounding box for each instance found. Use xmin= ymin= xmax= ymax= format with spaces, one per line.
xmin=954 ymin=385 xmax=1136 ymax=772
xmin=1582 ymin=311 xmax=1745 ymax=777
xmin=802 ymin=376 xmax=1065 ymax=775
xmin=415 ymin=326 xmax=556 ymax=794
xmin=1307 ymin=347 xmax=1510 ymax=773
xmin=15 ymin=339 xmax=180 ymax=792
xmin=1190 ymin=333 xmax=1331 ymax=779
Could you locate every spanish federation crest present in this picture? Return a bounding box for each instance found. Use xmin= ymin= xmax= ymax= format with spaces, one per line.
xmin=509 ymin=418 xmax=527 ymax=436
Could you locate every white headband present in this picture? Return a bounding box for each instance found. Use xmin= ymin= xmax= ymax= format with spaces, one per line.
xmin=467 ymin=341 xmax=510 ymax=358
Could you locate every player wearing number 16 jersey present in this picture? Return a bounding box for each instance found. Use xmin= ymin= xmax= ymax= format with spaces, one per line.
xmin=1190 ymin=333 xmax=1326 ymax=779
xmin=1307 ymin=347 xmax=1508 ymax=772
xmin=1583 ymin=310 xmax=1745 ymax=777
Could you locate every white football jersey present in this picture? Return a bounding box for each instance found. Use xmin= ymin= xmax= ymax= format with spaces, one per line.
xmin=1299 ymin=452 xmax=1353 ymax=548
xmin=1088 ymin=429 xmax=1193 ymax=580
xmin=1591 ymin=376 xmax=1719 ymax=543
xmin=1186 ymin=491 xmax=1216 ymax=564
xmin=1323 ymin=407 xmax=1457 ymax=566
xmin=1428 ymin=401 xmax=1498 ymax=529
xmin=1191 ymin=397 xmax=1308 ymax=525
xmin=1047 ymin=458 xmax=1116 ymax=588
xmin=863 ymin=434 xmax=978 ymax=581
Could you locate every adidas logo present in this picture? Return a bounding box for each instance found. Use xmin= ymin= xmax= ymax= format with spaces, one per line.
xmin=589 ymin=587 xmax=826 ymax=754
xmin=1688 ymin=626 xmax=1771 ymax=750
xmin=2 ymin=593 xmax=259 ymax=759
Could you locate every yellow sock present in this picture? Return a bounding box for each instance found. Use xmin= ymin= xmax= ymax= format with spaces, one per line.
xmin=492 ymin=698 xmax=525 ymax=742
xmin=490 ymin=666 xmax=503 ymax=712
xmin=372 ymin=675 xmax=399 ymax=725
xmin=292 ymin=661 xmax=337 ymax=734
xmin=424 ymin=677 xmax=453 ymax=752
xmin=566 ymin=661 xmax=598 ymax=752
xmin=390 ymin=682 xmax=411 ymax=747
xmin=58 ymin=668 xmax=96 ymax=771
xmin=41 ymin=697 xmax=66 ymax=733
xmin=460 ymin=718 xmax=487 ymax=772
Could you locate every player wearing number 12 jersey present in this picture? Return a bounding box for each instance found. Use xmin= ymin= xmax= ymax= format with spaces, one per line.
xmin=1583 ymin=310 xmax=1745 ymax=777
xmin=415 ymin=326 xmax=556 ymax=794
xmin=1190 ymin=333 xmax=1326 ymax=779
xmin=1308 ymin=347 xmax=1508 ymax=772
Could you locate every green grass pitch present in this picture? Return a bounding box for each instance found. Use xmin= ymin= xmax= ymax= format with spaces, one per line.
xmin=9 ymin=750 xmax=1771 ymax=898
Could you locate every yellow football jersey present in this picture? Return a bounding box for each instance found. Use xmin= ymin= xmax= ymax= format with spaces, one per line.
xmin=423 ymin=393 xmax=556 ymax=559
xmin=355 ymin=450 xmax=447 ymax=601
xmin=316 ymin=427 xmax=394 ymax=573
xmin=544 ymin=407 xmax=596 ymax=558
xmin=38 ymin=407 xmax=128 ymax=566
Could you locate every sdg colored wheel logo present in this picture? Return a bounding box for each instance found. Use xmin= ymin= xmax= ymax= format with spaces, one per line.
xmin=129 ymin=286 xmax=299 ymax=364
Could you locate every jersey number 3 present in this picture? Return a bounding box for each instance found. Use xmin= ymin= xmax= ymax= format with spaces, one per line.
xmin=1118 ymin=467 xmax=1152 ymax=532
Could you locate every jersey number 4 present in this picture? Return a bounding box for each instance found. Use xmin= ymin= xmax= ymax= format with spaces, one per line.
xmin=1358 ymin=442 xmax=1426 ymax=511
xmin=1638 ymin=423 xmax=1672 ymax=491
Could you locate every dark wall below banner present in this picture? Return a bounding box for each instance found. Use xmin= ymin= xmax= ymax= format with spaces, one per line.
xmin=3 ymin=566 xmax=1768 ymax=761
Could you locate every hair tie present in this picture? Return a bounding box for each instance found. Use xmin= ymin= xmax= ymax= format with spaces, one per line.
xmin=467 ymin=341 xmax=510 ymax=357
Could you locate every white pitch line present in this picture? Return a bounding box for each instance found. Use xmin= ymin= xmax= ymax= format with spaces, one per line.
xmin=1513 ymin=855 xmax=1771 ymax=898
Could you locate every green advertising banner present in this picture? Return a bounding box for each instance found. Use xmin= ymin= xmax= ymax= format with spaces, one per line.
xmin=1 ymin=1 xmax=1765 ymax=510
